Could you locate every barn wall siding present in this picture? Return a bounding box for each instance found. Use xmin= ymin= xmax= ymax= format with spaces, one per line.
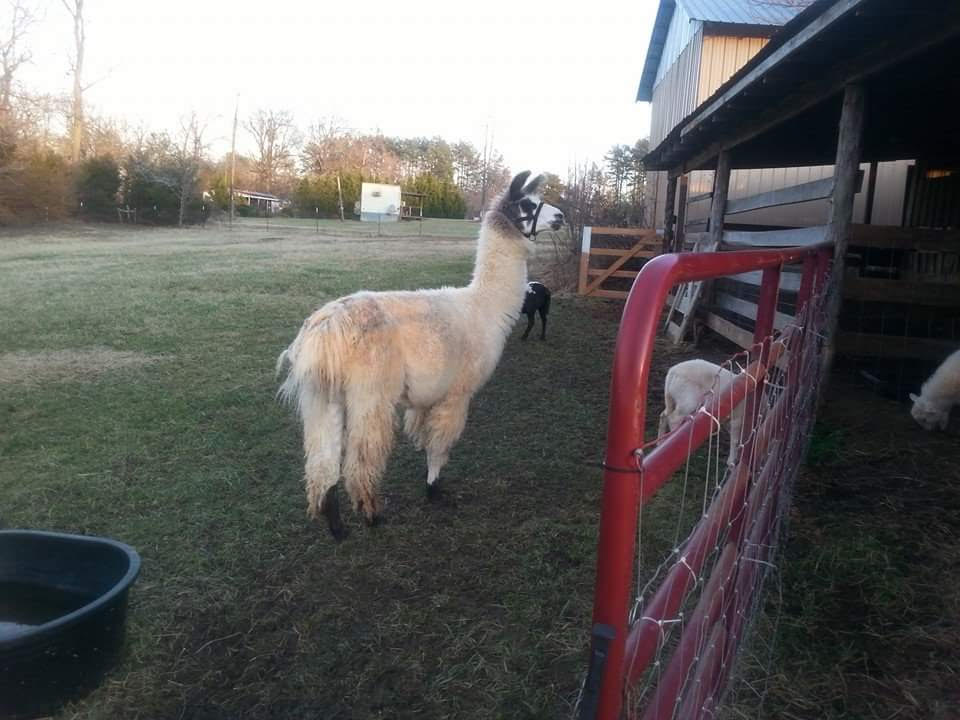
xmin=654 ymin=4 xmax=701 ymax=86
xmin=698 ymin=34 xmax=769 ymax=104
xmin=651 ymin=29 xmax=704 ymax=148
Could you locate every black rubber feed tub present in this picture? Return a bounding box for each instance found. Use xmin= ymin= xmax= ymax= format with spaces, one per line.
xmin=0 ymin=530 xmax=140 ymax=719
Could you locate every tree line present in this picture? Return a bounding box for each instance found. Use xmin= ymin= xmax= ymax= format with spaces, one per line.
xmin=0 ymin=1 xmax=650 ymax=227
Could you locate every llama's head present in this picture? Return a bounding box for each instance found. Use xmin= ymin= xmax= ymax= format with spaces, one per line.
xmin=495 ymin=171 xmax=565 ymax=239
xmin=909 ymin=392 xmax=950 ymax=431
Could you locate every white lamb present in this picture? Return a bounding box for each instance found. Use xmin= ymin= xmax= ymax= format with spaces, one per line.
xmin=657 ymin=359 xmax=745 ymax=467
xmin=276 ymin=171 xmax=563 ymax=539
xmin=909 ymin=348 xmax=960 ymax=431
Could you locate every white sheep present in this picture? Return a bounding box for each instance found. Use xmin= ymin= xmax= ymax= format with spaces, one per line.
xmin=276 ymin=171 xmax=563 ymax=539
xmin=657 ymin=359 xmax=745 ymax=467
xmin=909 ymin=348 xmax=960 ymax=431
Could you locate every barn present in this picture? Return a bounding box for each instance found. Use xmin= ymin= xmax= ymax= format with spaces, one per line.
xmin=639 ymin=0 xmax=960 ymax=398
xmin=576 ymin=2 xmax=960 ymax=717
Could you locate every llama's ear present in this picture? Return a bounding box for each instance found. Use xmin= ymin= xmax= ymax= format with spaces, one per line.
xmin=509 ymin=171 xmax=532 ymax=200
xmin=521 ymin=173 xmax=546 ymax=196
xmin=909 ymin=392 xmax=919 ymax=403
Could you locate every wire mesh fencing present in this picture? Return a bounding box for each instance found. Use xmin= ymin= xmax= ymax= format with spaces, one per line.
xmin=577 ymin=245 xmax=832 ymax=720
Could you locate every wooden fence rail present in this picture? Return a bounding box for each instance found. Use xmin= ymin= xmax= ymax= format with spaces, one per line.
xmin=578 ymin=226 xmax=660 ymax=300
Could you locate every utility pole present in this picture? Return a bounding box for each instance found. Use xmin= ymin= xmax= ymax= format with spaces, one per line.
xmin=229 ymin=94 xmax=238 ymax=229
xmin=479 ymin=123 xmax=491 ymax=217
xmin=336 ymin=174 xmax=345 ymax=221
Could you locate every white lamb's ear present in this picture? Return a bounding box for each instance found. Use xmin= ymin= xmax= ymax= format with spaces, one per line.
xmin=909 ymin=392 xmax=920 ymax=403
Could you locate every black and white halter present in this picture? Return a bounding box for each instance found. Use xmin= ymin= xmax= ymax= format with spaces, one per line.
xmin=517 ymin=200 xmax=545 ymax=239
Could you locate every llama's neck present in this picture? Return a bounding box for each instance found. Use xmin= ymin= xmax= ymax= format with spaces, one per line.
xmin=467 ymin=215 xmax=529 ymax=321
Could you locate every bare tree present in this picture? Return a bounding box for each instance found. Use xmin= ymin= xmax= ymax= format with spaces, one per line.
xmin=174 ymin=112 xmax=206 ymax=226
xmin=60 ymin=0 xmax=84 ymax=163
xmin=0 ymin=0 xmax=36 ymax=115
xmin=245 ymin=109 xmax=300 ymax=193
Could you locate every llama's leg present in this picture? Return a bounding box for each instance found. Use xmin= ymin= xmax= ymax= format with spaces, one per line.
xmin=403 ymin=407 xmax=428 ymax=450
xmin=343 ymin=390 xmax=396 ymax=526
xmin=301 ymin=390 xmax=346 ymax=540
xmin=538 ymin=306 xmax=548 ymax=340
xmin=423 ymin=395 xmax=471 ymax=500
xmin=520 ymin=312 xmax=535 ymax=341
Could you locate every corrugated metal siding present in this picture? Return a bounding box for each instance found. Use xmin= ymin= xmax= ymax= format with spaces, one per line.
xmin=678 ymin=0 xmax=812 ymax=26
xmin=654 ymin=3 xmax=701 ymax=85
xmin=651 ymin=28 xmax=703 ymax=147
xmin=697 ymin=34 xmax=769 ymax=104
xmin=652 ymin=161 xmax=910 ymax=233
xmin=721 ymin=162 xmax=910 ymax=227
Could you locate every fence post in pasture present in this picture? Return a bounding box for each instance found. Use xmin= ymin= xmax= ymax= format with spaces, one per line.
xmin=578 ymin=227 xmax=593 ymax=295
xmin=315 ymin=207 xmax=319 ymax=234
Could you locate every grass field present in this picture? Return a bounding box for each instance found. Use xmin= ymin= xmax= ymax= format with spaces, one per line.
xmin=231 ymin=215 xmax=488 ymax=240
xmin=0 ymin=221 xmax=667 ymax=719
xmin=1 ymin=221 xmax=956 ymax=719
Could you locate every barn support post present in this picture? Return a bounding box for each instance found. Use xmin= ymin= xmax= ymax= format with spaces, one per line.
xmin=864 ymin=160 xmax=878 ymax=224
xmin=674 ymin=150 xmax=730 ymax=345
xmin=821 ymin=84 xmax=866 ymax=399
xmin=674 ymin=174 xmax=689 ymax=252
xmin=662 ymin=172 xmax=678 ymax=255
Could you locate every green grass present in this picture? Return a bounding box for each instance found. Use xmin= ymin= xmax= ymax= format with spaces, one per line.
xmin=0 ymin=221 xmax=654 ymax=719
xmin=727 ymin=388 xmax=960 ymax=720
xmin=6 ymin=222 xmax=951 ymax=719
xmin=231 ymin=215 xmax=485 ymax=240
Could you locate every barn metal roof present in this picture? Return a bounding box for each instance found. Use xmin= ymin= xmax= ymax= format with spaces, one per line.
xmin=643 ymin=0 xmax=960 ymax=171
xmin=636 ymin=0 xmax=813 ymax=101
xmin=680 ymin=0 xmax=814 ymax=26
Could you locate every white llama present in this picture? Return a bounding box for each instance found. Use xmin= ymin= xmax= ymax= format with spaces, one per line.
xmin=277 ymin=171 xmax=564 ymax=539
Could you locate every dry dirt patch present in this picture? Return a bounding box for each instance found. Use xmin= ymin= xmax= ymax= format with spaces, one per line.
xmin=0 ymin=348 xmax=164 ymax=386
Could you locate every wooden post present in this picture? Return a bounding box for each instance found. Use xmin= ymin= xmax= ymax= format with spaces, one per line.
xmin=578 ymin=226 xmax=592 ymax=295
xmin=708 ymin=151 xmax=731 ymax=244
xmin=229 ymin=97 xmax=238 ymax=230
xmin=674 ymin=174 xmax=689 ymax=252
xmin=821 ymin=84 xmax=866 ymax=397
xmin=864 ymin=160 xmax=878 ymax=224
xmin=674 ymin=151 xmax=731 ymax=344
xmin=662 ymin=173 xmax=677 ymax=255
xmin=336 ymin=174 xmax=345 ymax=222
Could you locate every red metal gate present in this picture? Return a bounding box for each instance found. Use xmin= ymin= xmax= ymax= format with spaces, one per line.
xmin=577 ymin=245 xmax=832 ymax=720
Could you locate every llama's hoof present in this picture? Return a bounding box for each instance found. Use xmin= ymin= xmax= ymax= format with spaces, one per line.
xmin=365 ymin=513 xmax=387 ymax=528
xmin=426 ymin=481 xmax=442 ymax=502
xmin=321 ymin=487 xmax=347 ymax=541
xmin=539 ymin=336 xmax=547 ymax=341
xmin=520 ymin=335 xmax=529 ymax=342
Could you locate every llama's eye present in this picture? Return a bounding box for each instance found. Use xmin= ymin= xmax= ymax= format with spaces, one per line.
xmin=520 ymin=199 xmax=536 ymax=214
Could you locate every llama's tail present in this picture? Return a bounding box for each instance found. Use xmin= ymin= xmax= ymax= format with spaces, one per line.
xmin=276 ymin=298 xmax=363 ymax=409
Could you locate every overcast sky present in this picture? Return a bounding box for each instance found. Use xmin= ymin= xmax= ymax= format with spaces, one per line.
xmin=20 ymin=0 xmax=655 ymax=175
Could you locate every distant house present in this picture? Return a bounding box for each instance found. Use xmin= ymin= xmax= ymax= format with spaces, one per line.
xmin=360 ymin=183 xmax=401 ymax=223
xmin=234 ymin=190 xmax=285 ymax=214
xmin=638 ymin=0 xmax=910 ymax=231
